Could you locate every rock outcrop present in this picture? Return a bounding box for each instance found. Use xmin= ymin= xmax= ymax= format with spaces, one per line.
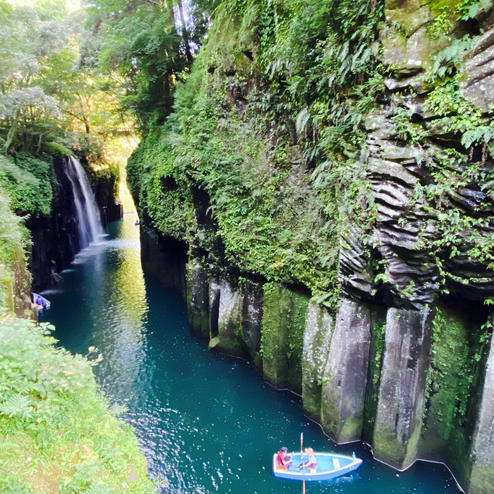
xmin=373 ymin=307 xmax=432 ymax=469
xmin=131 ymin=1 xmax=494 ymax=492
xmin=469 ymin=335 xmax=494 ymax=493
xmin=320 ymin=299 xmax=371 ymax=443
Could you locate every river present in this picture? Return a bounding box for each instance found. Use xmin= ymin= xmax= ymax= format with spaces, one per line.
xmin=42 ymin=214 xmax=461 ymax=494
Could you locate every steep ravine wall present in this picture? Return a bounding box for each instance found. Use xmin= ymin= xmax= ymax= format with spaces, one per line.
xmin=129 ymin=0 xmax=494 ymax=492
xmin=139 ymin=226 xmax=492 ymax=493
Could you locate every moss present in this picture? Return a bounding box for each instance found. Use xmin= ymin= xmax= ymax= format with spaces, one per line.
xmin=403 ymin=423 xmax=422 ymax=468
xmin=0 ymin=154 xmax=55 ymax=219
xmin=340 ymin=414 xmax=363 ymax=443
xmin=373 ymin=427 xmax=407 ymax=467
xmin=260 ymin=283 xmax=309 ymax=392
xmin=0 ymin=191 xmax=31 ymax=317
xmin=215 ymin=286 xmax=248 ymax=356
xmin=422 ymin=306 xmax=469 ymax=446
xmin=43 ymin=141 xmax=73 ymax=158
xmin=127 ymin=126 xmax=196 ymax=243
xmin=302 ymin=303 xmax=335 ymax=422
xmin=205 ymin=1 xmax=257 ymax=76
xmin=320 ymin=397 xmax=339 ymax=437
xmin=185 ymin=259 xmax=210 ymax=339
xmin=469 ymin=463 xmax=494 ymax=494
xmin=208 ymin=334 xmax=247 ymax=357
xmin=373 ymin=397 xmax=423 ymax=468
xmin=187 ymin=299 xmax=209 ymax=339
xmin=420 ymin=303 xmax=491 ymax=484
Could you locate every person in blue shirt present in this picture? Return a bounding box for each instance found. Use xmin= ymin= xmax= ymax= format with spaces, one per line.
xmin=299 ymin=447 xmax=317 ymax=471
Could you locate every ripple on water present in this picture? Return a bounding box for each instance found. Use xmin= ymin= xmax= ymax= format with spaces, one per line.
xmin=45 ymin=216 xmax=462 ymax=494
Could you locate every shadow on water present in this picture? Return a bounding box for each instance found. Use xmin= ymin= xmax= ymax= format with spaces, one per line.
xmin=43 ymin=216 xmax=461 ymax=494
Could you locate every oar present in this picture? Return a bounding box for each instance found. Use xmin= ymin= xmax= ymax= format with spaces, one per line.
xmin=300 ymin=432 xmax=306 ymax=494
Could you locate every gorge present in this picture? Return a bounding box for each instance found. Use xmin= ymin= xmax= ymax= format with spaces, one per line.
xmin=0 ymin=0 xmax=492 ymax=493
xmin=126 ymin=1 xmax=494 ymax=493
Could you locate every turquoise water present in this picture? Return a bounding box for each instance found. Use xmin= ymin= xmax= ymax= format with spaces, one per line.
xmin=43 ymin=216 xmax=461 ymax=494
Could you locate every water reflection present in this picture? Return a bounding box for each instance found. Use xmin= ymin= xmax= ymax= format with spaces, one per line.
xmin=45 ymin=214 xmax=461 ymax=494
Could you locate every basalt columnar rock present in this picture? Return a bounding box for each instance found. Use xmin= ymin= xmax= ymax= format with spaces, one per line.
xmin=129 ymin=0 xmax=494 ymax=492
xmin=302 ymin=301 xmax=334 ymax=420
xmin=469 ymin=335 xmax=494 ymax=493
xmin=320 ymin=299 xmax=371 ymax=443
xmin=373 ymin=307 xmax=432 ymax=469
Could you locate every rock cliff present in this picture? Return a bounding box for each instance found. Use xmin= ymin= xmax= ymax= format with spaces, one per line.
xmin=128 ymin=0 xmax=494 ymax=492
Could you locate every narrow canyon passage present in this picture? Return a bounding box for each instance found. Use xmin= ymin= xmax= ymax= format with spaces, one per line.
xmin=41 ymin=213 xmax=460 ymax=494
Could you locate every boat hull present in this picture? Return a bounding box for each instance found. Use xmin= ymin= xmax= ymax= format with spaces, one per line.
xmin=32 ymin=292 xmax=51 ymax=310
xmin=273 ymin=452 xmax=362 ymax=481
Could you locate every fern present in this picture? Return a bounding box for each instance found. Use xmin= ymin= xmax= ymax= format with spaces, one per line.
xmin=295 ymin=107 xmax=311 ymax=135
xmin=0 ymin=394 xmax=33 ymax=419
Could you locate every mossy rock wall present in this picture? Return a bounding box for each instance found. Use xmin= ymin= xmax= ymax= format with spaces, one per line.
xmin=208 ymin=278 xmax=249 ymax=357
xmin=127 ymin=0 xmax=494 ymax=491
xmin=260 ymin=283 xmax=309 ymax=393
xmin=419 ymin=303 xmax=493 ymax=493
xmin=468 ymin=331 xmax=494 ymax=494
xmin=362 ymin=306 xmax=387 ymax=442
xmin=186 ymin=257 xmax=210 ymax=339
xmin=302 ymin=301 xmax=334 ymax=421
xmin=373 ymin=307 xmax=432 ymax=469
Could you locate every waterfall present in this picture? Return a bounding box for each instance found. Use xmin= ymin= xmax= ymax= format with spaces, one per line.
xmin=65 ymin=156 xmax=104 ymax=249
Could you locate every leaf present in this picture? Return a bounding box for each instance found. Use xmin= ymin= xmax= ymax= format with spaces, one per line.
xmin=295 ymin=107 xmax=311 ymax=135
xmin=0 ymin=394 xmax=33 ymax=418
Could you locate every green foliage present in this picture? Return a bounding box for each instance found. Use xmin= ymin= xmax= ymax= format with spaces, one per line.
xmin=85 ymin=0 xmax=215 ymax=127
xmin=0 ymin=318 xmax=154 ymax=493
xmin=0 ymin=0 xmax=133 ymax=167
xmin=127 ymin=124 xmax=195 ymax=241
xmin=128 ymin=0 xmax=384 ymax=304
xmin=407 ymin=69 xmax=494 ymax=297
xmin=0 ymin=0 xmax=69 ymax=154
xmin=422 ymin=305 xmax=493 ymax=467
xmin=427 ymin=0 xmax=490 ymax=38
xmin=0 ymin=154 xmax=56 ymax=218
xmin=0 ymin=190 xmax=30 ymax=315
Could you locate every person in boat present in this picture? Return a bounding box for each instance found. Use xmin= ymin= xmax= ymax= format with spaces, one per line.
xmin=299 ymin=447 xmax=317 ymax=471
xmin=277 ymin=447 xmax=292 ymax=470
xmin=35 ymin=295 xmax=47 ymax=311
